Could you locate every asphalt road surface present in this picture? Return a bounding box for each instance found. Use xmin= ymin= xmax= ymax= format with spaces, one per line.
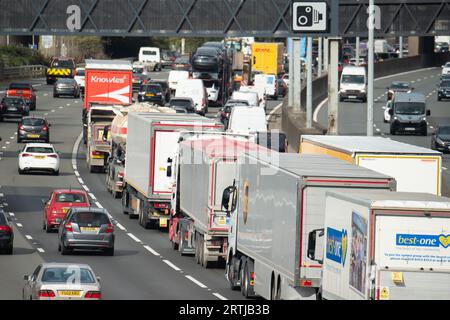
xmin=0 ymin=70 xmax=282 ymax=300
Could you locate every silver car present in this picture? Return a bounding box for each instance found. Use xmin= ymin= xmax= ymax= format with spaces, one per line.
xmin=23 ymin=263 xmax=101 ymax=300
xmin=58 ymin=207 xmax=115 ymax=256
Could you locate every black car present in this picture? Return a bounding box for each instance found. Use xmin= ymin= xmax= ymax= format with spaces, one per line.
xmin=169 ymin=98 xmax=196 ymax=114
xmin=0 ymin=209 xmax=13 ymax=255
xmin=432 ymin=125 xmax=450 ymax=153
xmin=0 ymin=96 xmax=29 ymax=121
xmin=138 ymin=84 xmax=166 ymax=106
xmin=53 ymin=78 xmax=80 ymax=98
xmin=192 ymin=47 xmax=222 ymax=73
xmin=438 ymin=79 xmax=450 ymax=101
xmin=17 ymin=116 xmax=50 ymax=143
xmin=171 ymin=56 xmax=191 ymax=71
xmin=150 ymin=80 xmax=171 ymax=102
xmin=219 ymin=99 xmax=250 ymax=128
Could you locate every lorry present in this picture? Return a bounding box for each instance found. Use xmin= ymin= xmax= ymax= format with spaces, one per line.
xmin=300 ymin=135 xmax=442 ymax=195
xmin=83 ymin=59 xmax=133 ymax=137
xmin=168 ymin=134 xmax=262 ymax=268
xmin=46 ymin=57 xmax=76 ymax=85
xmin=122 ymin=113 xmax=223 ymax=229
xmin=223 ymin=153 xmax=396 ymax=300
xmin=85 ymin=104 xmax=121 ymax=173
xmin=310 ymin=189 xmax=450 ymax=300
xmin=105 ymin=103 xmax=175 ymax=199
xmin=251 ymin=43 xmax=284 ymax=76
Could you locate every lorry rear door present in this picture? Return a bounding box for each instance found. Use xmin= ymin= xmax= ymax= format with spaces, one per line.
xmin=374 ymin=214 xmax=450 ymax=300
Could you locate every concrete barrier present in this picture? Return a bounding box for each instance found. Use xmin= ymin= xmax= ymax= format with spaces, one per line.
xmin=282 ymin=51 xmax=450 ymax=147
xmin=0 ymin=65 xmax=46 ymax=80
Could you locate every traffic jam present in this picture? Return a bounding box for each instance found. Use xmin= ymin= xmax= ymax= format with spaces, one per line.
xmin=1 ymin=36 xmax=450 ymax=302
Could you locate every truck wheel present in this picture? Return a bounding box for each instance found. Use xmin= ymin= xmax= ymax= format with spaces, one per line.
xmin=113 ymin=191 xmax=122 ymax=199
xmin=172 ymin=237 xmax=179 ymax=251
xmin=122 ymin=192 xmax=129 ymax=215
xmin=139 ymin=210 xmax=150 ymax=229
xmin=194 ymin=234 xmax=201 ymax=264
xmin=422 ymin=128 xmax=428 ymax=136
xmin=200 ymin=236 xmax=211 ymax=268
xmin=241 ymin=261 xmax=248 ymax=297
xmin=227 ymin=258 xmax=240 ymax=291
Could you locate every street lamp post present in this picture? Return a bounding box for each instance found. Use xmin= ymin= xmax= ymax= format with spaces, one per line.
xmin=367 ymin=0 xmax=375 ymax=136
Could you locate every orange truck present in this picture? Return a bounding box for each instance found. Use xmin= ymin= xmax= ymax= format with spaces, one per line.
xmin=251 ymin=42 xmax=285 ymax=76
xmin=6 ymin=83 xmax=37 ymax=111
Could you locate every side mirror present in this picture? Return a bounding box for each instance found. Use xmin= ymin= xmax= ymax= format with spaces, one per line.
xmin=427 ymin=110 xmax=431 ymax=116
xmin=221 ymin=185 xmax=237 ymax=215
xmin=48 ymin=124 xmax=52 ymax=127
xmin=389 ymin=109 xmax=394 ymax=116
xmin=23 ymin=275 xmax=30 ymax=281
xmin=96 ymin=276 xmax=101 ymax=283
xmin=307 ymin=228 xmax=325 ymax=263
xmin=41 ymin=198 xmax=49 ymax=205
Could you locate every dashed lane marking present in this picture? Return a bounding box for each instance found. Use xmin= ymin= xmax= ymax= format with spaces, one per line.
xmin=25 ymin=235 xmax=33 ymax=240
xmin=127 ymin=233 xmax=142 ymax=243
xmin=185 ymin=275 xmax=208 ymax=289
xmin=37 ymin=248 xmax=45 ymax=253
xmin=115 ymin=223 xmax=126 ymax=231
xmin=95 ymin=201 xmax=103 ymax=209
xmin=443 ymin=167 xmax=447 ymax=171
xmin=143 ymin=245 xmax=160 ymax=256
xmin=16 ymin=223 xmax=23 ymax=228
xmin=8 ymin=212 xmax=14 ymax=217
xmin=163 ymin=260 xmax=182 ymax=272
xmin=81 ymin=185 xmax=90 ymax=192
xmin=212 ymin=293 xmax=228 ymax=300
xmin=88 ymin=193 xmax=97 ymax=200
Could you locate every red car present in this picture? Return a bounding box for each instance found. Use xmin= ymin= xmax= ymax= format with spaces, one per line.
xmin=42 ymin=190 xmax=90 ymax=232
xmin=7 ymin=83 xmax=37 ymax=111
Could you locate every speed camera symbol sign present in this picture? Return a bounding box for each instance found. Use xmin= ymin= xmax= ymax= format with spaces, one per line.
xmin=292 ymin=2 xmax=328 ymax=32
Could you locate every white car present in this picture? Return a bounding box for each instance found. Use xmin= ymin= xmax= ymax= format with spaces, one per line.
xmin=442 ymin=62 xmax=450 ymax=75
xmin=383 ymin=101 xmax=392 ymax=123
xmin=23 ymin=263 xmax=101 ymax=300
xmin=18 ymin=143 xmax=60 ymax=175
xmin=74 ymin=68 xmax=85 ymax=92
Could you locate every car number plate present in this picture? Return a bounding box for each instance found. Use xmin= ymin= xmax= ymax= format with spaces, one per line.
xmin=146 ymin=93 xmax=155 ymax=97
xmin=159 ymin=218 xmax=168 ymax=228
xmin=405 ymin=128 xmax=415 ymax=131
xmin=28 ymin=134 xmax=40 ymax=138
xmin=349 ymin=95 xmax=357 ymax=99
xmin=34 ymin=155 xmax=45 ymax=159
xmin=58 ymin=291 xmax=81 ymax=297
xmin=8 ymin=107 xmax=18 ymax=111
xmin=80 ymin=227 xmax=99 ymax=232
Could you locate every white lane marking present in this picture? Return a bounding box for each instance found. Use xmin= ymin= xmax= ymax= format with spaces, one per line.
xmin=443 ymin=167 xmax=448 ymax=171
xmin=266 ymin=102 xmax=283 ymax=122
xmin=95 ymin=202 xmax=103 ymax=209
xmin=5 ymin=142 xmax=10 ymax=145
xmin=88 ymin=193 xmax=97 ymax=200
xmin=77 ymin=177 xmax=84 ymax=184
xmin=143 ymin=245 xmax=160 ymax=256
xmin=3 ymin=203 xmax=8 ymax=207
xmin=74 ymin=171 xmax=80 ymax=177
xmin=313 ymin=98 xmax=329 ymax=122
xmin=44 ymin=113 xmax=49 ymax=116
xmin=0 ymin=193 xmax=3 ymax=197
xmin=376 ymin=128 xmax=381 ymax=132
xmin=66 ymin=104 xmax=71 ymax=107
xmin=411 ymin=80 xmax=415 ymax=83
xmin=212 ymin=293 xmax=228 ymax=300
xmin=185 ymin=275 xmax=208 ymax=289
xmin=16 ymin=223 xmax=23 ymax=228
xmin=127 ymin=233 xmax=142 ymax=243
xmin=2 ymin=147 xmax=6 ymax=149
xmin=37 ymin=248 xmax=45 ymax=253
xmin=115 ymin=223 xmax=126 ymax=231
xmin=43 ymin=93 xmax=48 ymax=97
xmin=163 ymin=260 xmax=182 ymax=272
xmin=9 ymin=136 xmax=14 ymax=140
xmin=81 ymin=185 xmax=90 ymax=192
xmin=430 ymin=126 xmax=434 ymax=129
xmin=51 ymin=110 xmax=55 ymax=112
xmin=8 ymin=212 xmax=14 ymax=217
xmin=59 ymin=106 xmax=63 ymax=109
xmin=25 ymin=235 xmax=33 ymax=240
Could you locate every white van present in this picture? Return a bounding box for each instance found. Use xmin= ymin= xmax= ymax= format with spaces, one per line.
xmin=231 ymin=90 xmax=262 ymax=109
xmin=168 ymin=70 xmax=190 ymax=92
xmin=339 ymin=66 xmax=367 ymax=102
xmin=227 ymin=106 xmax=267 ymax=135
xmin=138 ymin=47 xmax=162 ymax=71
xmin=175 ymin=79 xmax=208 ymax=115
xmin=254 ymin=74 xmax=277 ymax=100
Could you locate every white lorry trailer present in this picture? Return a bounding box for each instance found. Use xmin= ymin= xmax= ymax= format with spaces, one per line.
xmin=223 ymin=153 xmax=396 ymax=300
xmin=314 ymin=190 xmax=450 ymax=300
xmin=168 ymin=134 xmax=266 ymax=268
xmin=122 ymin=113 xmax=223 ymax=229
xmin=300 ymin=135 xmax=442 ymax=195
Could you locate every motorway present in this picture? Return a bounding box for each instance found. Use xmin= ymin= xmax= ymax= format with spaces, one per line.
xmin=0 ymin=70 xmax=282 ymax=300
xmin=316 ymin=67 xmax=450 ymax=195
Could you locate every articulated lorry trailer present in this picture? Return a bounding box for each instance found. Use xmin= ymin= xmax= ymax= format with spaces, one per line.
xmin=223 ymin=153 xmax=396 ymax=300
xmin=168 ymin=134 xmax=266 ymax=268
xmin=314 ymin=190 xmax=450 ymax=300
xmin=106 ymin=103 xmax=175 ymax=199
xmin=122 ymin=113 xmax=223 ymax=229
xmin=300 ymin=135 xmax=442 ymax=195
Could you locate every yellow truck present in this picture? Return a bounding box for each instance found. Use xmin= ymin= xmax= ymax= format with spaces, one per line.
xmin=300 ymin=135 xmax=442 ymax=195
xmin=251 ymin=43 xmax=285 ymax=76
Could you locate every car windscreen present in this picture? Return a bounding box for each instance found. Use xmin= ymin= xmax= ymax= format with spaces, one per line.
xmin=9 ymin=83 xmax=31 ymax=90
xmin=143 ymin=51 xmax=157 ymax=56
xmin=52 ymin=60 xmax=74 ymax=69
xmin=438 ymin=126 xmax=450 ymax=135
xmin=70 ymin=212 xmax=110 ymax=225
xmin=25 ymin=147 xmax=54 ymax=154
xmin=2 ymin=97 xmax=23 ymax=105
xmin=196 ymin=48 xmax=217 ymax=56
xmin=41 ymin=267 xmax=95 ymax=284
xmin=170 ymin=99 xmax=192 ymax=108
xmin=391 ymin=82 xmax=410 ymax=89
xmin=142 ymin=85 xmax=162 ymax=94
xmin=341 ymin=74 xmax=365 ymax=84
xmin=56 ymin=193 xmax=87 ymax=203
xmin=22 ymin=118 xmax=45 ymax=126
xmin=394 ymin=102 xmax=425 ymax=115
xmin=133 ymin=67 xmax=144 ymax=74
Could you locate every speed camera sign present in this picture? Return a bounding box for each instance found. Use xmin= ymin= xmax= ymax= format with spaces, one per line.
xmin=292 ymin=2 xmax=328 ymax=32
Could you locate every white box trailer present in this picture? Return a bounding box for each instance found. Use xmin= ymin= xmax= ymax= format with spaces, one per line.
xmin=319 ymin=190 xmax=450 ymax=300
xmin=123 ymin=112 xmax=223 ymax=229
xmin=170 ymin=135 xmax=267 ymax=268
xmin=300 ymin=135 xmax=442 ymax=195
xmin=225 ymin=153 xmax=396 ymax=300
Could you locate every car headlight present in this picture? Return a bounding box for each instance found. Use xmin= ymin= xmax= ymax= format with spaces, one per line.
xmin=422 ymin=117 xmax=427 ymax=121
xmin=436 ymin=137 xmax=445 ymax=145
xmin=394 ymin=117 xmax=398 ymax=121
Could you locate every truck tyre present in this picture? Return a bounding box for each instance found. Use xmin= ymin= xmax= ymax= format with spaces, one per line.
xmin=195 ymin=234 xmax=201 ymax=264
xmin=113 ymin=191 xmax=122 ymax=199
xmin=422 ymin=127 xmax=428 ymax=136
xmin=241 ymin=260 xmax=248 ymax=297
xmin=200 ymin=236 xmax=212 ymax=268
xmin=122 ymin=191 xmax=129 ymax=215
xmin=227 ymin=257 xmax=240 ymax=291
xmin=139 ymin=210 xmax=150 ymax=229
